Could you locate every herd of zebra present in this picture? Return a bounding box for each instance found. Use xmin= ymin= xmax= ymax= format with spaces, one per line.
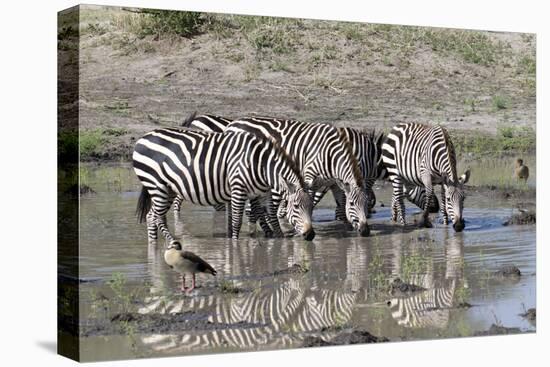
xmin=132 ymin=113 xmax=471 ymax=247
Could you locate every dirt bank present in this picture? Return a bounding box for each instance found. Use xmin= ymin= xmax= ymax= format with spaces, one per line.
xmin=60 ymin=6 xmax=535 ymax=162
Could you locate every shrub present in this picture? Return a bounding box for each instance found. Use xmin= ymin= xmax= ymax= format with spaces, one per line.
xmin=138 ymin=9 xmax=205 ymax=37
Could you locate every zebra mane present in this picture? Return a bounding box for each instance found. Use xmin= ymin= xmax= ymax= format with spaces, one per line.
xmin=337 ymin=127 xmax=364 ymax=187
xmin=438 ymin=125 xmax=459 ymax=182
xmin=181 ymin=111 xmax=197 ymax=127
xmin=355 ymin=128 xmax=386 ymax=149
xmin=229 ymin=128 xmax=306 ymax=189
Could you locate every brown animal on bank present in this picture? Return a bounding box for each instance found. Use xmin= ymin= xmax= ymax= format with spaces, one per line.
xmin=515 ymin=158 xmax=529 ymax=182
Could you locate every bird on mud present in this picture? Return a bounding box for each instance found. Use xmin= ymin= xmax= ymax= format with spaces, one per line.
xmin=164 ymin=241 xmax=217 ymax=293
xmin=515 ymin=158 xmax=529 ymax=182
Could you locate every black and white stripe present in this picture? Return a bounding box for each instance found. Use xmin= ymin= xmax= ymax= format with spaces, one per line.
xmin=381 ymin=123 xmax=470 ymax=231
xmin=177 ymin=114 xmax=274 ymax=236
xmin=138 ymin=280 xmax=357 ymax=352
xmin=307 ymin=128 xmax=385 ymax=221
xmin=133 ymin=127 xmax=315 ymax=241
xmin=227 ymin=117 xmax=370 ymax=236
xmin=387 ymin=278 xmax=456 ymax=329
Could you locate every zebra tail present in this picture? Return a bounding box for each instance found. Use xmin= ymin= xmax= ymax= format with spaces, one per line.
xmin=136 ymin=186 xmax=152 ymax=223
xmin=181 ymin=111 xmax=197 ymax=127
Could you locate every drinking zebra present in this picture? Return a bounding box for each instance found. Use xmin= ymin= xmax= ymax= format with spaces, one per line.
xmin=227 ymin=116 xmax=370 ymax=236
xmin=173 ymin=113 xmax=274 ymax=236
xmin=133 ymin=127 xmax=315 ymax=242
xmin=307 ymin=128 xmax=384 ymax=222
xmin=381 ymin=122 xmax=470 ymax=231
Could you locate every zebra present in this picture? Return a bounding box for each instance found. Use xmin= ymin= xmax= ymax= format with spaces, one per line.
xmin=306 ymin=128 xmax=385 ymax=222
xmin=277 ymin=129 xmax=440 ymax=222
xmin=184 ymin=118 xmax=384 ymax=223
xmin=132 ymin=127 xmax=315 ymax=242
xmin=183 ymin=115 xmax=441 ymax=225
xmin=381 ymin=122 xmax=470 ymax=231
xmin=173 ymin=113 xmax=275 ymax=237
xmin=226 ymin=116 xmax=370 ymax=236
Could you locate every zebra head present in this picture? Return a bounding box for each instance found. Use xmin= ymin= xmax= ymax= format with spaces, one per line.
xmin=281 ymin=181 xmax=315 ymax=241
xmin=340 ymin=182 xmax=370 ymax=236
xmin=442 ymin=169 xmax=471 ymax=232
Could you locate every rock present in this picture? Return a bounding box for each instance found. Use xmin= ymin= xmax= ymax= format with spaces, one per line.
xmin=520 ymin=308 xmax=536 ymax=322
xmin=302 ymin=330 xmax=388 ymax=347
xmin=273 ymin=263 xmax=309 ymax=276
xmin=494 ymin=265 xmax=521 ymax=278
xmin=389 ymin=278 xmax=426 ymax=295
xmin=111 ymin=313 xmax=139 ymax=323
xmin=474 ymin=324 xmax=521 ymax=336
xmin=503 ymin=211 xmax=536 ymax=226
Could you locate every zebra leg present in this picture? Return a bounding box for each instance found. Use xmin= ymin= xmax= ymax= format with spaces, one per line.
xmin=173 ymin=195 xmax=183 ymax=218
xmin=366 ymin=179 xmax=377 ymax=215
xmin=418 ymin=177 xmax=434 ymax=228
xmin=390 ymin=176 xmax=407 ymax=225
xmin=331 ymin=185 xmax=353 ymax=229
xmin=146 ymin=209 xmax=158 ymax=240
xmin=152 ymin=203 xmax=177 ymax=244
xmin=440 ymin=184 xmax=449 ymax=225
xmin=391 ymin=195 xmax=398 ymax=222
xmin=230 ymin=192 xmax=248 ymax=240
xmin=250 ymin=197 xmax=274 ymax=238
xmin=267 ymin=193 xmax=285 ymax=237
xmin=226 ymin=202 xmax=233 ymax=238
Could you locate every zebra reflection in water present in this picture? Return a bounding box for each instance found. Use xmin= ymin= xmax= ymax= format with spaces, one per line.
xmin=139 ymin=238 xmax=360 ymax=354
xmin=387 ymin=231 xmax=465 ymax=329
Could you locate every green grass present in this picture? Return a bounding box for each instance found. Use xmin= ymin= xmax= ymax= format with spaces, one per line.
xmin=517 ymin=54 xmax=536 ymax=75
xmin=492 ymin=95 xmax=509 ymax=110
xmin=80 ymin=129 xmax=106 ymax=157
xmin=459 ymin=155 xmax=535 ymax=189
xmin=137 ymin=9 xmax=205 ymax=37
xmin=450 ymin=126 xmax=535 ymax=157
xmin=58 ymin=130 xmax=79 ymax=163
xmin=363 ymin=24 xmax=509 ymax=66
xmin=401 ymin=252 xmax=429 ymax=284
xmin=219 ymin=279 xmax=240 ymax=294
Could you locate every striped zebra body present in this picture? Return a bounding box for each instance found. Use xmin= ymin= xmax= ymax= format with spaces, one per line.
xmin=182 ymin=112 xmax=231 ymax=132
xmin=389 ymin=184 xmax=441 ymax=221
xmin=381 ymin=123 xmax=470 ymax=231
xmin=308 ymin=128 xmax=384 ymax=222
xmin=133 ymin=127 xmax=314 ymax=241
xmin=178 ymin=113 xmax=274 ymax=237
xmin=227 ymin=116 xmax=370 ymax=236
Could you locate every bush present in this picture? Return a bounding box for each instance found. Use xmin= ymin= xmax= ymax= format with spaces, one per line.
xmin=80 ymin=129 xmax=106 ymax=157
xmin=451 ymin=126 xmax=535 ymax=156
xmin=139 ymin=9 xmax=205 ymax=37
xmin=492 ymin=95 xmax=509 ymax=110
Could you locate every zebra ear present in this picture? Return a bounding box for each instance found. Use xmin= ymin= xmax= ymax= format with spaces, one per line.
xmin=282 ymin=179 xmax=297 ymax=194
xmin=337 ymin=180 xmax=352 ymax=194
xmin=441 ymin=173 xmax=449 ymax=186
xmin=459 ymin=169 xmax=471 ymax=185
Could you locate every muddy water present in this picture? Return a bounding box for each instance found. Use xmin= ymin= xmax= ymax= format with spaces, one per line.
xmin=75 ymin=165 xmax=535 ymax=361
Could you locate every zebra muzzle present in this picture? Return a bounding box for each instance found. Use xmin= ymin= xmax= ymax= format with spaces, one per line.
xmin=303 ymin=228 xmax=315 ymax=241
xmin=358 ymin=222 xmax=370 ymax=237
xmin=453 ymin=218 xmax=465 ymax=232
